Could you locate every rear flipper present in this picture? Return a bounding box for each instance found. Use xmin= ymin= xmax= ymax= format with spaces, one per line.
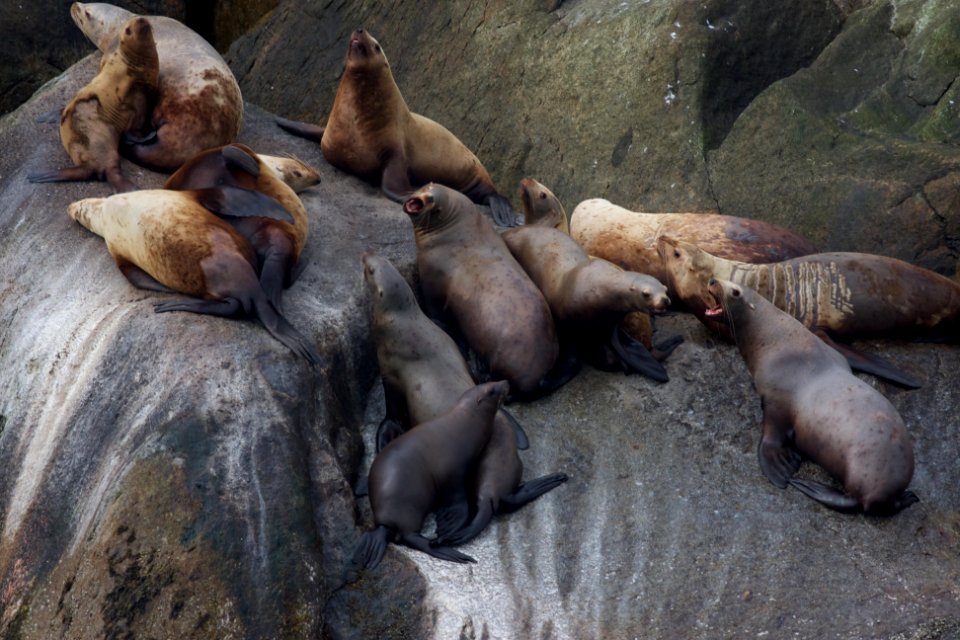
xmin=485 ymin=194 xmax=520 ymax=228
xmin=433 ymin=500 xmax=471 ymax=541
xmin=376 ymin=418 xmax=406 ymax=453
xmin=28 ymin=165 xmax=97 ymax=184
xmin=251 ymin=296 xmax=322 ymax=366
xmin=276 ymin=116 xmax=325 ymax=143
xmin=815 ymin=331 xmax=921 ymax=389
xmin=610 ymin=324 xmax=669 ymax=382
xmin=118 ymin=262 xmax=176 ymax=294
xmin=353 ymin=525 xmax=391 ymax=570
xmin=758 ymin=437 xmax=802 ymax=489
xmin=788 ymin=478 xmax=861 ymax=513
xmin=651 ymin=333 xmax=684 ymax=361
xmin=193 ymin=186 xmax=294 ymax=224
xmin=499 ymin=473 xmax=569 ymax=513
xmin=259 ymin=248 xmax=293 ymax=312
xmin=499 ymin=408 xmax=529 ymax=450
xmin=398 ymin=532 xmax=475 ymax=564
xmin=434 ymin=500 xmax=494 ymax=547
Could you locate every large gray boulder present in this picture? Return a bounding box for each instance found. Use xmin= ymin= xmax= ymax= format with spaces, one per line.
xmin=0 ymin=8 xmax=959 ymax=640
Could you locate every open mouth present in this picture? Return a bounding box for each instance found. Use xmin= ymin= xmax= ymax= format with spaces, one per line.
xmin=703 ymin=291 xmax=724 ymax=318
xmin=403 ymin=196 xmax=425 ymax=215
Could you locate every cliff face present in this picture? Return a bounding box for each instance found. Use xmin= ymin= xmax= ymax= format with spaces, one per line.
xmin=0 ymin=1 xmax=959 ymax=638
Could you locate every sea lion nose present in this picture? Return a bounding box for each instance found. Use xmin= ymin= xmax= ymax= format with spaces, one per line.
xmin=708 ymin=278 xmax=717 ymax=286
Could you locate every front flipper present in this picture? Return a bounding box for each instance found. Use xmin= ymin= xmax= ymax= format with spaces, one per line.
xmin=499 ymin=473 xmax=569 ymax=513
xmin=352 ymin=525 xmax=391 ymax=570
xmin=398 ymin=533 xmax=475 ymax=564
xmin=276 ymin=116 xmax=325 ymax=143
xmin=651 ymin=333 xmax=684 ymax=361
xmin=380 ymin=155 xmax=413 ymax=203
xmin=259 ymin=248 xmax=292 ymax=312
xmin=498 ymin=408 xmax=529 ymax=450
xmin=485 ymin=194 xmax=520 ymax=228
xmin=757 ymin=435 xmax=802 ymax=489
xmin=192 ymin=186 xmax=294 ymax=224
xmin=788 ymin=478 xmax=861 ymax=513
xmin=154 ymin=297 xmax=243 ymax=317
xmin=28 ymin=165 xmax=96 ymax=184
xmin=117 ymin=262 xmax=176 ymax=293
xmin=122 ymin=129 xmax=158 ymax=145
xmin=815 ymin=330 xmax=921 ymax=389
xmin=610 ymin=324 xmax=669 ymax=382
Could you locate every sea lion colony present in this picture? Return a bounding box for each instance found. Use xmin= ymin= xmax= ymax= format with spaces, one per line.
xmin=29 ymin=3 xmax=948 ymax=573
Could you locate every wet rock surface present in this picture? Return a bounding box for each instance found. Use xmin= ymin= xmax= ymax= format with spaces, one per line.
xmin=0 ymin=2 xmax=959 ymax=639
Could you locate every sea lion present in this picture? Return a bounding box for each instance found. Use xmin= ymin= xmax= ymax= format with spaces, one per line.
xmin=705 ymin=278 xmax=917 ymax=515
xmin=569 ymin=198 xmax=819 ymax=292
xmin=352 ymin=380 xmax=509 ymax=569
xmin=405 ymin=183 xmax=573 ymax=401
xmin=363 ymin=253 xmax=566 ymax=545
xmin=502 ymin=220 xmax=680 ymax=381
xmin=256 ymin=154 xmax=321 ymax=193
xmin=276 ymin=28 xmax=518 ymax=227
xmin=70 ymin=2 xmax=244 ymax=171
xmin=28 ymin=16 xmax=158 ymax=192
xmin=68 ymin=189 xmax=321 ymax=364
xmin=519 ymin=177 xmax=569 ymax=233
xmin=165 ymin=143 xmax=311 ymax=310
xmin=659 ymin=236 xmax=960 ymax=386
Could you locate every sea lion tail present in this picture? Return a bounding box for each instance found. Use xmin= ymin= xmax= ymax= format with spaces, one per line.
xmin=250 ymin=294 xmax=322 ymax=366
xmin=353 ymin=526 xmax=391 ymax=570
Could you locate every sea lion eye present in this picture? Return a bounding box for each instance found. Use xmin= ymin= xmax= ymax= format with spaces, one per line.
xmin=125 ymin=27 xmax=132 ymax=35
xmin=732 ymin=289 xmax=741 ymax=297
xmin=539 ymin=192 xmax=547 ymax=199
xmin=674 ymin=249 xmax=681 ymax=258
xmin=293 ymin=170 xmax=302 ymax=177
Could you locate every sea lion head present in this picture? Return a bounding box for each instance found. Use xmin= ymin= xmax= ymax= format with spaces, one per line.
xmin=346 ymin=28 xmax=389 ymax=72
xmin=705 ymin=278 xmax=756 ymax=328
xmin=519 ymin=177 xmax=568 ymax=232
xmin=118 ymin=16 xmax=158 ymax=72
xmin=258 ymin=154 xmax=321 ymax=192
xmin=656 ymin=236 xmax=715 ymax=312
xmin=403 ymin=182 xmax=459 ymax=232
xmin=362 ymin=251 xmax=418 ymax=315
xmin=68 ymin=197 xmax=107 ymax=232
xmin=632 ymin=274 xmax=672 ymax=314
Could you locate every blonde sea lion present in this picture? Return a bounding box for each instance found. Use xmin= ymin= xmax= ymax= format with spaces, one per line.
xmin=569 ymin=198 xmax=819 ymax=291
xmin=28 ymin=16 xmax=158 ymax=192
xmin=165 ymin=143 xmax=312 ymax=310
xmin=659 ymin=236 xmax=960 ymax=387
xmin=276 ymin=28 xmax=518 ymax=227
xmin=352 ymin=381 xmax=509 ymax=569
xmin=362 ymin=253 xmax=565 ymax=545
xmin=705 ymin=278 xmax=917 ymax=515
xmin=70 ymin=2 xmax=244 ymax=171
xmin=68 ymin=189 xmax=320 ymax=363
xmin=404 ymin=183 xmax=573 ymax=401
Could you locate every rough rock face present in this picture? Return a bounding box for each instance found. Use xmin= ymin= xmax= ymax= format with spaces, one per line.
xmin=1 ymin=7 xmax=959 ymax=640
xmin=228 ymin=0 xmax=960 ymax=276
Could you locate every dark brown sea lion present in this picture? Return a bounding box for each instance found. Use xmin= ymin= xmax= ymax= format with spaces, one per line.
xmin=28 ymin=16 xmax=158 ymax=192
xmin=502 ymin=219 xmax=680 ymax=382
xmin=67 ymin=190 xmax=320 ymax=364
xmin=404 ymin=183 xmax=573 ymax=401
xmin=362 ymin=253 xmax=566 ymax=545
xmin=705 ymin=278 xmax=917 ymax=515
xmin=70 ymin=2 xmax=244 ymax=171
xmin=352 ymin=380 xmax=509 ymax=569
xmin=276 ymin=29 xmax=518 ymax=227
xmin=165 ymin=143 xmax=312 ymax=310
xmin=659 ymin=236 xmax=960 ymax=386
xmin=569 ymin=198 xmax=819 ymax=292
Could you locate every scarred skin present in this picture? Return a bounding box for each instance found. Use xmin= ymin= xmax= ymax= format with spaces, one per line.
xmin=67 ymin=190 xmax=320 ymax=363
xmin=165 ymin=143 xmax=312 ymax=309
xmin=706 ymin=279 xmax=917 ymax=515
xmin=363 ymin=253 xmax=564 ymax=547
xmin=569 ymin=198 xmax=818 ymax=292
xmin=29 ymin=16 xmax=158 ymax=192
xmin=277 ymin=29 xmax=516 ymax=226
xmin=659 ymin=236 xmax=960 ymax=342
xmin=71 ymin=2 xmax=243 ymax=171
xmin=404 ymin=183 xmax=560 ymax=400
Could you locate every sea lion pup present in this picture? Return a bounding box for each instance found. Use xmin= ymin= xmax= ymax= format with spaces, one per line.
xmin=519 ymin=177 xmax=569 ymax=232
xmin=28 ymin=16 xmax=158 ymax=193
xmin=68 ymin=190 xmax=321 ymax=364
xmin=404 ymin=183 xmax=575 ymax=401
xmin=502 ymin=215 xmax=680 ymax=382
xmin=353 ymin=381 xmax=509 ymax=569
xmin=569 ymin=198 xmax=818 ymax=292
xmin=70 ymin=2 xmax=243 ymax=171
xmin=705 ymin=279 xmax=918 ymax=515
xmin=363 ymin=253 xmax=566 ymax=544
xmin=276 ymin=28 xmax=518 ymax=227
xmin=659 ymin=236 xmax=960 ymax=387
xmin=166 ymin=144 xmax=312 ymax=310
xmin=362 ymin=252 xmax=529 ymax=452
